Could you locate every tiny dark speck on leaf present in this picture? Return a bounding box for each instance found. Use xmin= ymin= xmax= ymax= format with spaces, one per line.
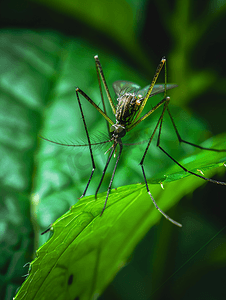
xmin=68 ymin=274 xmax=73 ymax=285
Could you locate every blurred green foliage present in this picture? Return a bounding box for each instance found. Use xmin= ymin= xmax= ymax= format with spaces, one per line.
xmin=0 ymin=0 xmax=226 ymax=299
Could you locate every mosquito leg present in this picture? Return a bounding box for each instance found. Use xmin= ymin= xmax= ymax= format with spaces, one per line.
xmin=76 ymin=89 xmax=96 ymax=198
xmin=95 ymin=56 xmax=111 ymax=138
xmin=167 ymin=106 xmax=226 ymax=152
xmin=94 ymin=55 xmax=116 ymax=115
xmin=75 ymin=86 xmax=114 ymax=198
xmin=76 ymin=87 xmax=114 ymax=125
xmin=139 ymin=98 xmax=182 ymax=226
xmin=158 ymin=145 xmax=226 ymax=185
xmin=141 ymin=164 xmax=182 ymax=227
xmin=132 ymin=57 xmax=166 ymax=124
xmin=140 ymin=97 xmax=170 ymax=165
xmin=100 ymin=142 xmax=123 ymax=216
xmin=157 ymin=102 xmax=226 ymax=185
xmin=95 ymin=143 xmax=116 ymax=199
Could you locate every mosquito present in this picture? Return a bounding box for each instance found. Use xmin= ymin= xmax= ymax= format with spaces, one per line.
xmin=41 ymin=55 xmax=226 ymax=227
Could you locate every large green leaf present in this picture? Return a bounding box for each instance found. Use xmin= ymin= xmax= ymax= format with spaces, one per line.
xmin=14 ymin=132 xmax=226 ymax=300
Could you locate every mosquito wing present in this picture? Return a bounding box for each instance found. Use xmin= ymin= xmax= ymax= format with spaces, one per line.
xmin=113 ymin=81 xmax=141 ymax=97
xmin=138 ymin=83 xmax=178 ymax=98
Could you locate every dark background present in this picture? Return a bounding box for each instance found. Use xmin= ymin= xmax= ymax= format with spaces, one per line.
xmin=0 ymin=0 xmax=226 ymax=299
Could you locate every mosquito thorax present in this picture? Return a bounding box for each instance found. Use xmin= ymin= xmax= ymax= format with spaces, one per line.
xmin=110 ymin=124 xmax=126 ymax=138
xmin=115 ymin=92 xmax=143 ymax=127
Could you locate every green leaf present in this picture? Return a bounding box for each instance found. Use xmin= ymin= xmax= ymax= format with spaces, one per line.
xmin=14 ymin=133 xmax=226 ymax=299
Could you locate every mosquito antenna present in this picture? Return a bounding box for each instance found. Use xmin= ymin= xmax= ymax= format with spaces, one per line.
xmin=39 ymin=136 xmax=111 ymax=148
